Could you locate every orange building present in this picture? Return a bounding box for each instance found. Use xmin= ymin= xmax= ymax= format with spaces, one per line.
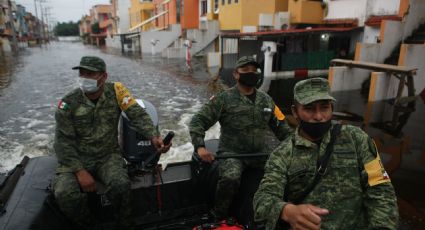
xmin=180 ymin=0 xmax=199 ymax=29
xmin=153 ymin=0 xmax=179 ymax=30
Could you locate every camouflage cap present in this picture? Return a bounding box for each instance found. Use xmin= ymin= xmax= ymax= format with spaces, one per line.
xmin=235 ymin=56 xmax=260 ymax=69
xmin=294 ymin=77 xmax=336 ymax=105
xmin=72 ymin=56 xmax=106 ymax=72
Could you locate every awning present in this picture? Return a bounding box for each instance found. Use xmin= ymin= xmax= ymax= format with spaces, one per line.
xmin=221 ymin=27 xmax=360 ymax=38
xmin=129 ymin=10 xmax=168 ymax=32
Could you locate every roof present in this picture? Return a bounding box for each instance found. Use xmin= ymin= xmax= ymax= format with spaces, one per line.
xmin=365 ymin=15 xmax=401 ymax=27
xmin=322 ymin=18 xmax=358 ymax=27
xmin=221 ymin=27 xmax=360 ymax=38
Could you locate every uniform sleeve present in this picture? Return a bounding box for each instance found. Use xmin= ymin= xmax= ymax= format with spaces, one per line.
xmin=253 ymin=141 xmax=290 ymax=230
xmin=356 ymin=130 xmax=399 ymax=229
xmin=189 ymin=95 xmax=224 ymax=150
xmin=54 ymin=101 xmax=84 ymax=173
xmin=114 ymin=82 xmax=157 ymax=138
xmin=269 ymin=104 xmax=292 ymax=141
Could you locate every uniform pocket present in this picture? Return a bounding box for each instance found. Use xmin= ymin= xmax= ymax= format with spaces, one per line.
xmin=73 ymin=114 xmax=93 ymax=137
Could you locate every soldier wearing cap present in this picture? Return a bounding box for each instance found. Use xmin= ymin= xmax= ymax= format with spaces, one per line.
xmin=253 ymin=78 xmax=399 ymax=230
xmin=53 ymin=56 xmax=171 ymax=230
xmin=189 ymin=56 xmax=292 ymax=220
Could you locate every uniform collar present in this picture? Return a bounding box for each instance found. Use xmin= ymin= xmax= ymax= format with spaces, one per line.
xmin=232 ymin=86 xmax=257 ymax=104
xmin=293 ymin=126 xmax=332 ymax=148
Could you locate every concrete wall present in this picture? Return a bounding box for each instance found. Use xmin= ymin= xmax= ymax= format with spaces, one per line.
xmin=363 ymin=26 xmax=380 ymax=43
xmin=329 ymin=66 xmax=370 ymax=92
xmin=325 ymin=0 xmax=399 ymax=26
xmin=399 ymin=44 xmax=425 ymax=94
xmin=0 ymin=38 xmax=11 ymax=52
xmin=207 ymin=52 xmax=220 ymax=67
xmin=401 ymin=0 xmax=425 ymax=39
xmin=368 ymin=72 xmax=401 ymax=101
xmin=324 ymin=0 xmax=368 ymax=26
xmin=368 ymin=0 xmax=400 ymax=16
xmin=140 ymin=24 xmax=181 ymax=54
xmin=105 ymin=35 xmax=122 ymax=49
xmin=117 ymin=0 xmax=131 ymax=34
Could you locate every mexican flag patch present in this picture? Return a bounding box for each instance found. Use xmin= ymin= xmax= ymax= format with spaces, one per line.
xmin=58 ymin=100 xmax=69 ymax=110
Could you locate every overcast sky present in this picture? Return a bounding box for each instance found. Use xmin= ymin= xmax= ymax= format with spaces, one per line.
xmin=16 ymin=0 xmax=110 ymax=23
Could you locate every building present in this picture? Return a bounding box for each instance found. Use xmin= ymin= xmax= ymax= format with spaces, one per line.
xmin=89 ymin=4 xmax=114 ymax=46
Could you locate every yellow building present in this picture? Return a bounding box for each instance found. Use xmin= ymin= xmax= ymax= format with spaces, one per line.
xmin=219 ymin=0 xmax=324 ymax=32
xmin=288 ymin=0 xmax=323 ymax=24
xmin=219 ymin=0 xmax=288 ymax=31
xmin=129 ymin=0 xmax=155 ymax=31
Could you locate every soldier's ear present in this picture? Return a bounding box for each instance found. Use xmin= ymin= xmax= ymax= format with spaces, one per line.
xmin=233 ymin=70 xmax=239 ymax=80
xmin=291 ymin=105 xmax=298 ymax=119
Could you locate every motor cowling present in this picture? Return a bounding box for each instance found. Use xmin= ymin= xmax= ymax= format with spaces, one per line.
xmin=119 ymin=99 xmax=159 ymax=171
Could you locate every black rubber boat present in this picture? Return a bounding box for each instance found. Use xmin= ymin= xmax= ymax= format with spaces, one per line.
xmin=0 ymin=100 xmax=266 ymax=230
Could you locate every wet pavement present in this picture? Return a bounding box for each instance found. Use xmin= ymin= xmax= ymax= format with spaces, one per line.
xmin=1 ymin=42 xmax=425 ymax=228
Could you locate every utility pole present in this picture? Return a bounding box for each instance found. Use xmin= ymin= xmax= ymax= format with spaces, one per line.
xmin=43 ymin=6 xmax=51 ymax=42
xmin=38 ymin=0 xmax=46 ymax=43
xmin=33 ymin=0 xmax=40 ymax=44
xmin=7 ymin=0 xmax=18 ymax=52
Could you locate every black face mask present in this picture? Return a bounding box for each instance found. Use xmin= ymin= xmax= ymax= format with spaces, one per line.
xmin=238 ymin=72 xmax=260 ymax=87
xmin=299 ymin=120 xmax=332 ymax=139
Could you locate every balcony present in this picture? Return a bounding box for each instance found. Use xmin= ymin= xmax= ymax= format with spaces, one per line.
xmin=288 ymin=0 xmax=323 ymax=24
xmin=99 ymin=18 xmax=113 ymax=29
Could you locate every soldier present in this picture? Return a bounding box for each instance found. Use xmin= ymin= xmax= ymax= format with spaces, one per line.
xmin=53 ymin=56 xmax=171 ymax=230
xmin=253 ymin=78 xmax=399 ymax=230
xmin=189 ymin=56 xmax=292 ymax=220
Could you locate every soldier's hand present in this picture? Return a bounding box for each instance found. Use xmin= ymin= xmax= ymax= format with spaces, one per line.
xmin=151 ymin=136 xmax=171 ymax=154
xmin=75 ymin=169 xmax=96 ymax=193
xmin=281 ymin=203 xmax=329 ymax=230
xmin=197 ymin=147 xmax=215 ymax=163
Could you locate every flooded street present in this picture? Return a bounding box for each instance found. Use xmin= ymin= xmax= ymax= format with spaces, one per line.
xmin=1 ymin=42 xmax=425 ymax=228
xmin=0 ymin=42 xmax=219 ymax=172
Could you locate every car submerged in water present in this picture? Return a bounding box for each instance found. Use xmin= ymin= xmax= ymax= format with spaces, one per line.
xmin=0 ymin=100 xmax=266 ymax=230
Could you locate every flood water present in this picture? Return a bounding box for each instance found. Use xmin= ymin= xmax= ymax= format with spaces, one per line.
xmin=0 ymin=42 xmax=220 ymax=173
xmin=1 ymin=42 xmax=424 ymax=228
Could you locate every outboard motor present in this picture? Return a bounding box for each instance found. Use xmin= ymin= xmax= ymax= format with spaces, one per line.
xmin=119 ymin=99 xmax=160 ymax=173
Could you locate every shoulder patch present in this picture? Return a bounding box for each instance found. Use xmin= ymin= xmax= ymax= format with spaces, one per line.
xmin=274 ymin=105 xmax=285 ymax=121
xmin=58 ymin=100 xmax=70 ymax=111
xmin=364 ymin=152 xmax=391 ymax=187
xmin=114 ymin=82 xmax=136 ymax=111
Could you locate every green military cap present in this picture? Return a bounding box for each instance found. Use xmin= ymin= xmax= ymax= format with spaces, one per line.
xmin=294 ymin=77 xmax=336 ymax=105
xmin=72 ymin=56 xmax=106 ymax=72
xmin=235 ymin=56 xmax=260 ymax=69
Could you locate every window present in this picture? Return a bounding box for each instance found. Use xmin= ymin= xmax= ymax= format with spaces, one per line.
xmin=235 ymin=0 xmax=238 ymax=3
xmin=201 ymin=0 xmax=208 ymax=16
xmin=214 ymin=0 xmax=218 ymax=11
xmin=222 ymin=0 xmax=225 ymax=5
xmin=228 ymin=0 xmax=231 ymax=4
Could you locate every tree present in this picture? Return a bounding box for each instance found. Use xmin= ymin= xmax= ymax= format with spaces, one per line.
xmin=91 ymin=22 xmax=100 ymax=34
xmin=54 ymin=21 xmax=79 ymax=36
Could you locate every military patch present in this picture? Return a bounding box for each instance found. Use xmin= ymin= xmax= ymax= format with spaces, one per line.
xmin=364 ymin=154 xmax=391 ymax=186
xmin=274 ymin=105 xmax=285 ymax=121
xmin=58 ymin=100 xmax=69 ymax=111
xmin=114 ymin=82 xmax=136 ymax=111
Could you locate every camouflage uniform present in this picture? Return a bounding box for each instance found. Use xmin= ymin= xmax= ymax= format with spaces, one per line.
xmin=190 ymin=74 xmax=292 ymax=218
xmin=53 ymin=56 xmax=157 ymax=229
xmin=253 ymin=78 xmax=399 ymax=230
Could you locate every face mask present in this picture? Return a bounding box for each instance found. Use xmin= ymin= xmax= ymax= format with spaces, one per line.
xmin=78 ymin=77 xmax=99 ymax=93
xmin=299 ymin=120 xmax=331 ymax=139
xmin=238 ymin=72 xmax=260 ymax=87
